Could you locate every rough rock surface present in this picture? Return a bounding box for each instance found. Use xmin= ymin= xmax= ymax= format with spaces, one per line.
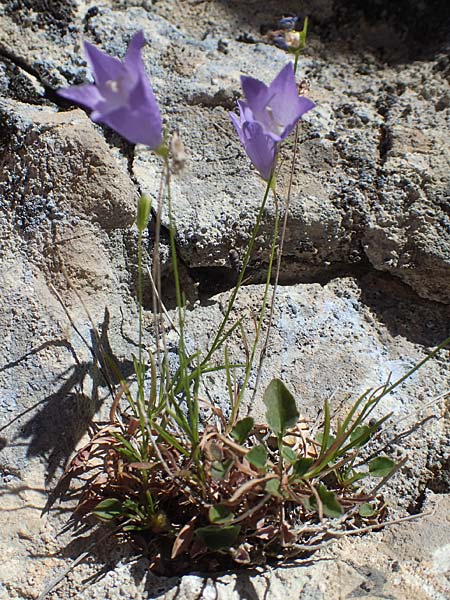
xmin=0 ymin=0 xmax=449 ymax=599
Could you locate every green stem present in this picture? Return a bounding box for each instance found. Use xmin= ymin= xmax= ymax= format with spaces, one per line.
xmin=229 ymin=191 xmax=280 ymax=426
xmin=137 ymin=229 xmax=144 ymax=371
xmin=164 ymin=156 xmax=201 ymax=463
xmin=202 ymin=175 xmax=275 ymax=366
xmin=380 ymin=334 xmax=450 ymax=398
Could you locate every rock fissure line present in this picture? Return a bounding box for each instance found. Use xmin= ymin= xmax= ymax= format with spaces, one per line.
xmin=0 ymin=47 xmax=64 ymax=107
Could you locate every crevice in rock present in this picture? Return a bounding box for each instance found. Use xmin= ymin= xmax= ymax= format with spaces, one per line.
xmin=378 ymin=124 xmax=392 ymax=165
xmin=190 ymin=256 xmax=374 ymax=304
xmin=0 ymin=47 xmax=67 ymax=108
xmin=83 ymin=5 xmax=100 ymax=36
xmin=406 ymin=487 xmax=428 ymax=515
xmin=425 ymin=457 xmax=450 ymax=495
xmin=187 ymin=88 xmax=240 ymax=111
xmin=2 ymin=0 xmax=78 ymax=35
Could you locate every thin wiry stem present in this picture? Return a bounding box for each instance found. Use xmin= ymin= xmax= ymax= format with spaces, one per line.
xmin=251 ymin=120 xmax=301 ymax=404
xmin=152 ymin=164 xmax=168 ymax=371
xmin=201 ymin=175 xmax=275 ymax=366
xmin=230 ymin=190 xmax=280 ymax=426
xmin=146 ymin=265 xmax=179 ymax=333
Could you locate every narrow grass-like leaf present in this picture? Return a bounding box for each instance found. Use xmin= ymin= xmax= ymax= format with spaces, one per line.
xmin=369 ymin=456 xmax=396 ymax=477
xmin=195 ymin=525 xmax=241 ymax=550
xmin=231 ymin=417 xmax=254 ymax=444
xmin=224 ymin=346 xmax=234 ymax=414
xmin=153 ymin=423 xmax=190 ymax=457
xmin=319 ymin=398 xmax=331 ymax=459
xmin=341 ymin=389 xmax=372 ymax=432
xmin=148 ymin=350 xmax=157 ymax=411
xmin=93 ymin=498 xmax=123 ymax=521
xmin=247 ymin=444 xmax=267 ymax=469
xmin=349 ymin=425 xmax=372 ymax=448
xmin=117 ymin=446 xmax=141 ymax=462
xmin=263 ymin=378 xmax=299 ymax=435
xmin=112 ymin=433 xmax=142 ymax=462
xmin=340 ymin=469 xmax=367 ymax=486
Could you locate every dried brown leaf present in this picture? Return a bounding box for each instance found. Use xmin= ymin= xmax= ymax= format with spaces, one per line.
xmin=231 ymin=543 xmax=251 ymax=564
xmin=128 ymin=462 xmax=154 ymax=470
xmin=127 ymin=417 xmax=140 ymax=436
xmin=224 ymin=475 xmax=277 ymax=506
xmin=171 ymin=517 xmax=198 ymax=559
xmin=256 ymin=524 xmax=278 ymax=540
xmin=281 ymin=522 xmax=296 ymax=546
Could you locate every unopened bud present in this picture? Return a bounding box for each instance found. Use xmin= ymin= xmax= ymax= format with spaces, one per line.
xmin=136 ymin=194 xmax=152 ymax=232
xmin=286 ymin=31 xmax=302 ymax=49
xmin=170 ymin=132 xmax=187 ymax=174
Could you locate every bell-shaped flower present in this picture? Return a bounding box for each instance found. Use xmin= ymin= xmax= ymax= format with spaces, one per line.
xmin=230 ymin=102 xmax=277 ymax=181
xmin=239 ymin=62 xmax=314 ymax=142
xmin=58 ymin=31 xmax=163 ymax=150
xmin=230 ymin=62 xmax=315 ymax=180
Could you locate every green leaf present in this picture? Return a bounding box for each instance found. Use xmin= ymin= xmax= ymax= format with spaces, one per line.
xmin=93 ymin=498 xmax=123 ymax=521
xmin=316 ymin=431 xmax=336 ymax=452
xmin=195 ymin=525 xmax=240 ymax=550
xmin=349 ymin=425 xmax=372 ymax=448
xmin=209 ymin=443 xmax=223 ymax=461
xmin=153 ymin=423 xmax=190 ymax=457
xmin=319 ymin=399 xmax=331 ymax=459
xmin=208 ymin=504 xmax=234 ymax=525
xmin=263 ymin=378 xmax=299 ymax=435
xmin=265 ymin=477 xmax=282 ymax=497
xmin=211 ymin=459 xmax=233 ymax=481
xmin=281 ymin=445 xmax=297 ymax=464
xmin=112 ymin=433 xmax=142 ymax=461
xmin=301 ymin=496 xmax=314 ymax=512
xmin=317 ymin=484 xmax=343 ymax=518
xmin=122 ymin=499 xmax=144 ymax=518
xmin=359 ymin=502 xmax=378 ymax=517
xmin=368 ymin=457 xmax=396 ymax=478
xmin=136 ymin=194 xmax=152 ymax=232
xmin=340 ymin=469 xmax=367 ymax=486
xmin=116 ymin=446 xmax=141 ymax=462
xmin=231 ymin=417 xmax=254 ymax=444
xmin=246 ymin=444 xmax=267 ymax=469
xmin=293 ymin=457 xmax=315 ymax=477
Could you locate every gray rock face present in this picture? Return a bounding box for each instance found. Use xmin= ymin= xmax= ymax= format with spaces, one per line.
xmin=0 ymin=98 xmax=137 ymax=295
xmin=0 ymin=0 xmax=449 ymax=598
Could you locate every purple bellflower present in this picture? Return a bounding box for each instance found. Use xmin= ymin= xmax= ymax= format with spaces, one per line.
xmin=230 ymin=62 xmax=314 ymax=180
xmin=58 ymin=31 xmax=163 ymax=150
xmin=230 ymin=105 xmax=277 ymax=181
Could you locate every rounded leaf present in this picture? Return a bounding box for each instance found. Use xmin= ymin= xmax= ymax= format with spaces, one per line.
xmin=263 ymin=378 xmax=299 ymax=435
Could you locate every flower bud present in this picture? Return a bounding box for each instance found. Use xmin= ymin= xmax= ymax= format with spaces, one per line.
xmin=136 ymin=194 xmax=152 ymax=232
xmin=286 ymin=31 xmax=302 ymax=49
xmin=278 ymin=16 xmax=299 ymax=30
xmin=170 ymin=132 xmax=186 ymax=174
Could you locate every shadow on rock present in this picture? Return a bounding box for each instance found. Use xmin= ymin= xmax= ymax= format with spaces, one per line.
xmin=358 ymin=271 xmax=450 ymax=347
xmin=214 ymin=0 xmax=450 ymax=63
xmin=0 ymin=308 xmax=135 ymax=484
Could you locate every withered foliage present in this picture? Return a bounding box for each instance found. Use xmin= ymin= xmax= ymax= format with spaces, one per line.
xmin=56 ymin=392 xmax=390 ymax=575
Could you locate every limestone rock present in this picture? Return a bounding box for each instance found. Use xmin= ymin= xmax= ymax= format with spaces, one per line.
xmin=0 ymin=1 xmax=449 ymax=599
